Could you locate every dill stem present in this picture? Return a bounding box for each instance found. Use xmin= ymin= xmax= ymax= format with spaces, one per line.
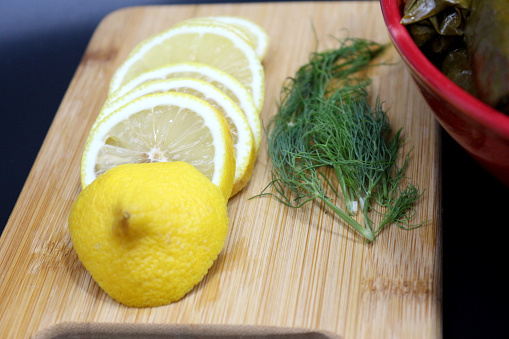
xmin=361 ymin=196 xmax=375 ymax=233
xmin=321 ymin=196 xmax=375 ymax=242
xmin=333 ymin=165 xmax=356 ymax=215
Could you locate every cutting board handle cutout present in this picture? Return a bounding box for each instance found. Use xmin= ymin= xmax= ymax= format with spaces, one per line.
xmin=34 ymin=322 xmax=342 ymax=339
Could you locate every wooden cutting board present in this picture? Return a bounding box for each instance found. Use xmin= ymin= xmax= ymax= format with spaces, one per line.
xmin=0 ymin=2 xmax=442 ymax=338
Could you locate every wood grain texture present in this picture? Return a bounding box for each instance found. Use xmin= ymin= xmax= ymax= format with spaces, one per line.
xmin=0 ymin=2 xmax=442 ymax=338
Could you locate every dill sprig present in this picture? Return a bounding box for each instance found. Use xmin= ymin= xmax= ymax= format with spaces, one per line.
xmin=253 ymin=36 xmax=425 ymax=242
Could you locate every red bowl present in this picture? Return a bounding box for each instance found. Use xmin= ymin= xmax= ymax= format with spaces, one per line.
xmin=380 ymin=0 xmax=509 ymax=187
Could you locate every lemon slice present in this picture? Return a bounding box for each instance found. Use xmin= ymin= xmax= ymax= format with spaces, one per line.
xmin=181 ymin=16 xmax=270 ymax=60
xmin=173 ymin=17 xmax=252 ymax=47
xmin=97 ymin=78 xmax=256 ymax=196
xmin=109 ymin=23 xmax=265 ymax=111
xmin=81 ymin=92 xmax=235 ymax=199
xmin=108 ymin=62 xmax=261 ymax=150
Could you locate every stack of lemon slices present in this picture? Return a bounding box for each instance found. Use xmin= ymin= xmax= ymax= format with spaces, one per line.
xmin=81 ymin=16 xmax=269 ymax=199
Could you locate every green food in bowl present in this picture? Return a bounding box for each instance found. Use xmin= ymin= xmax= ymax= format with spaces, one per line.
xmin=400 ymin=0 xmax=509 ymax=115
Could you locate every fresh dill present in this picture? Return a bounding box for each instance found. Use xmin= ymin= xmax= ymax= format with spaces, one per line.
xmin=253 ymin=36 xmax=424 ymax=242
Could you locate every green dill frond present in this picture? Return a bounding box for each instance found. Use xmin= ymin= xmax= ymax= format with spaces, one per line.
xmin=253 ymin=33 xmax=424 ymax=242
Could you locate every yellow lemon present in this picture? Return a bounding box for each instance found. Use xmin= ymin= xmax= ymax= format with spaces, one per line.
xmin=97 ymin=78 xmax=256 ymax=196
xmin=68 ymin=161 xmax=229 ymax=307
xmin=180 ymin=16 xmax=270 ymax=60
xmin=108 ymin=22 xmax=265 ymax=111
xmin=81 ymin=92 xmax=235 ymax=199
xmin=108 ymin=62 xmax=262 ymax=149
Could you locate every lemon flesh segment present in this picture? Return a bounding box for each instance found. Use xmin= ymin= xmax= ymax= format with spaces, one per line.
xmin=81 ymin=92 xmax=235 ymax=199
xmin=99 ymin=78 xmax=256 ymax=196
xmin=109 ymin=23 xmax=265 ymax=112
xmin=108 ymin=62 xmax=262 ymax=150
xmin=184 ymin=16 xmax=270 ymax=61
xmin=69 ymin=161 xmax=229 ymax=307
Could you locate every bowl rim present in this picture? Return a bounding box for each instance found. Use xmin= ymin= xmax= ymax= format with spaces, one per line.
xmin=380 ymin=0 xmax=509 ymax=137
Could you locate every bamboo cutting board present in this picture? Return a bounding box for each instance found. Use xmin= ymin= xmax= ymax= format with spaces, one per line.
xmin=0 ymin=2 xmax=442 ymax=338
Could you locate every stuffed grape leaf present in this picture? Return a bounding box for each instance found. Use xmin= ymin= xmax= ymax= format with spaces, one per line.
xmin=401 ymin=0 xmax=509 ymax=114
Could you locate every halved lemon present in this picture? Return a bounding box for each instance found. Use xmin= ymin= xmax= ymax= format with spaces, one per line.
xmin=180 ymin=16 xmax=270 ymax=61
xmin=96 ymin=78 xmax=256 ymax=196
xmin=109 ymin=22 xmax=265 ymax=111
xmin=81 ymin=92 xmax=235 ymax=199
xmin=108 ymin=62 xmax=262 ymax=150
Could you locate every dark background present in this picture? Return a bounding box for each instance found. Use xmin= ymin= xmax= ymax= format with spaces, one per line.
xmin=1 ymin=1 xmax=508 ymax=338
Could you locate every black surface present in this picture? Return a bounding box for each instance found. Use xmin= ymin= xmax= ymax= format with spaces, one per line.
xmin=1 ymin=1 xmax=507 ymax=338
